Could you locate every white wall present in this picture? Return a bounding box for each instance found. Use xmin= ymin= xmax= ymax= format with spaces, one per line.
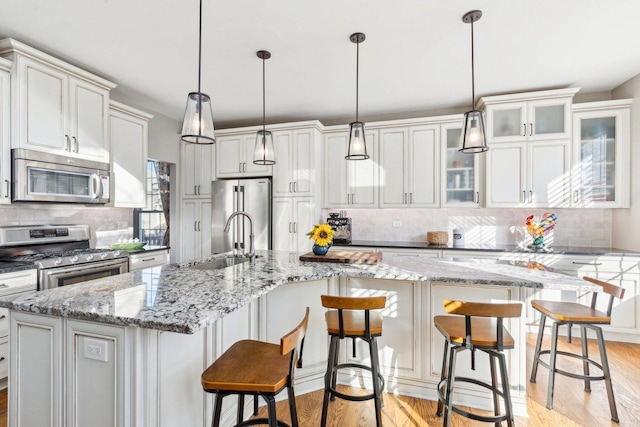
xmin=147 ymin=113 xmax=181 ymax=164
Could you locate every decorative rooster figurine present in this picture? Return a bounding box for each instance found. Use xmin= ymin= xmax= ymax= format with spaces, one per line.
xmin=525 ymin=213 xmax=557 ymax=249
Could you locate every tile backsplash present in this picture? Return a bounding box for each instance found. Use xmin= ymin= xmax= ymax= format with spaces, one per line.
xmin=321 ymin=208 xmax=612 ymax=248
xmin=0 ymin=205 xmax=131 ymax=248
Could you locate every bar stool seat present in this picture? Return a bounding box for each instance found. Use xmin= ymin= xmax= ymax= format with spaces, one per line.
xmin=320 ymin=295 xmax=386 ymax=427
xmin=530 ymin=276 xmax=624 ymax=423
xmin=201 ymin=308 xmax=310 ymax=427
xmin=435 ymin=300 xmax=522 ymax=427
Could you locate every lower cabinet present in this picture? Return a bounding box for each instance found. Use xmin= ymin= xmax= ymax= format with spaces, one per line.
xmin=128 ymin=249 xmax=170 ymax=271
xmin=180 ymin=199 xmax=212 ymax=261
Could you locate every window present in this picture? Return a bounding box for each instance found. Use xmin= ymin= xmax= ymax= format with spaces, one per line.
xmin=133 ymin=160 xmax=170 ymax=246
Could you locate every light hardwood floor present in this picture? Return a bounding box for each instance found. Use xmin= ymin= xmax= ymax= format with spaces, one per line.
xmin=0 ymin=334 xmax=638 ymax=426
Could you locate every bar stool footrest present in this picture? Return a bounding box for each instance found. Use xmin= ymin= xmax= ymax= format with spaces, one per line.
xmin=536 ymin=349 xmax=607 ymax=382
xmin=236 ymin=419 xmax=290 ymax=427
xmin=437 ymin=376 xmax=510 ymax=424
xmin=329 ymin=362 xmax=385 ymax=402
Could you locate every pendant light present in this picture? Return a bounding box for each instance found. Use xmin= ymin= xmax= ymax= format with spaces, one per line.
xmin=346 ymin=32 xmax=369 ymax=160
xmin=253 ymin=50 xmax=276 ymax=165
xmin=459 ymin=10 xmax=488 ymax=154
xmin=181 ymin=0 xmax=215 ymax=144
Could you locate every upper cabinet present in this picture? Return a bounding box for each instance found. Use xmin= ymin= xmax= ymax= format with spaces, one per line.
xmin=0 ymin=39 xmax=116 ymax=163
xmin=215 ymin=132 xmax=272 ymax=178
xmin=440 ymin=119 xmax=481 ymax=207
xmin=182 ymin=143 xmax=215 ymax=198
xmin=379 ymin=124 xmax=440 ymax=208
xmin=0 ymin=58 xmax=10 ymax=204
xmin=480 ymin=88 xmax=579 ymax=144
xmin=109 ymin=101 xmax=152 ymax=208
xmin=324 ymin=130 xmax=379 ymax=208
xmin=272 ymin=126 xmax=322 ymax=198
xmin=571 ymin=99 xmax=632 ymax=208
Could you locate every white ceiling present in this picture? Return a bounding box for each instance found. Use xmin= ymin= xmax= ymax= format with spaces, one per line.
xmin=1 ymin=0 xmax=639 ymax=129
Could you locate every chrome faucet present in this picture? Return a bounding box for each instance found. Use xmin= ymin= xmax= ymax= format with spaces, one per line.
xmin=223 ymin=211 xmax=255 ymax=264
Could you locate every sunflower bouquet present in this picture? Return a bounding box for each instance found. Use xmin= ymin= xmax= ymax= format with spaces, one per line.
xmin=307 ymin=223 xmax=335 ymax=247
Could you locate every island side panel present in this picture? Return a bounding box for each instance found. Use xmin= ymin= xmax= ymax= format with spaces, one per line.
xmin=10 ymin=311 xmax=64 ymax=427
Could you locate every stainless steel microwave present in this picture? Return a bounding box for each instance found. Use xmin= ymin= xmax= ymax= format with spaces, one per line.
xmin=12 ymin=149 xmax=110 ymax=204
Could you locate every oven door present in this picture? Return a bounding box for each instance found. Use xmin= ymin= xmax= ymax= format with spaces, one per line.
xmin=39 ymin=258 xmax=128 ymax=290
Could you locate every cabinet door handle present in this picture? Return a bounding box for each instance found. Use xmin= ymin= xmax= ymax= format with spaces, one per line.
xmin=403 ymin=193 xmax=407 ymax=204
xmin=572 ymin=261 xmax=602 ymax=266
xmin=72 ymin=136 xmax=79 ymax=153
xmin=194 ymin=221 xmax=198 ymax=232
xmin=198 ymin=185 xmax=201 ymax=195
xmin=529 ymin=123 xmax=533 ymax=136
xmin=528 ymin=190 xmax=533 ymax=203
xmin=288 ymin=222 xmax=292 ymax=233
xmin=64 ymin=134 xmax=71 ymax=151
xmin=0 ymin=315 xmax=5 ymax=320
xmin=410 ymin=192 xmax=413 ymax=204
xmin=521 ymin=191 xmax=526 ymax=203
xmin=289 ymin=182 xmax=292 ymax=193
xmin=293 ymin=222 xmax=297 ymax=233
xmin=522 ymin=124 xmax=526 ymax=137
xmin=351 ymin=193 xmax=355 ymax=205
xmin=3 ymin=179 xmax=8 ymax=198
xmin=293 ymin=182 xmax=297 ymax=193
xmin=475 ymin=191 xmax=479 ymax=204
xmin=141 ymin=257 xmax=156 ymax=262
xmin=238 ymin=163 xmax=242 ymax=173
xmin=243 ymin=162 xmax=247 ymax=172
xmin=574 ymin=190 xmax=579 ymax=203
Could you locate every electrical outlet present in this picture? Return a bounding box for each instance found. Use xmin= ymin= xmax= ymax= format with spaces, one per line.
xmin=83 ymin=338 xmax=109 ymax=362
xmin=392 ymin=220 xmax=402 ymax=228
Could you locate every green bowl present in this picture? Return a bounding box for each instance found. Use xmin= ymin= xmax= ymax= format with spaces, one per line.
xmin=110 ymin=242 xmax=146 ymax=251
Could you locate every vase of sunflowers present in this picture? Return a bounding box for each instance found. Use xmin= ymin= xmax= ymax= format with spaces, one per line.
xmin=307 ymin=223 xmax=335 ymax=256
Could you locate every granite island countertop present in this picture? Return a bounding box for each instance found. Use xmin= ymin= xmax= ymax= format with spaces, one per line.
xmin=0 ymin=250 xmax=599 ymax=334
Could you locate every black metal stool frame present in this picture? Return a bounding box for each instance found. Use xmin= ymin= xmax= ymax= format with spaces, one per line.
xmin=320 ymin=301 xmax=386 ymax=427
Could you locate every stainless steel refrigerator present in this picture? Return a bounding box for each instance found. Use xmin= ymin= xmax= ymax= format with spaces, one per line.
xmin=211 ymin=178 xmax=272 ymax=255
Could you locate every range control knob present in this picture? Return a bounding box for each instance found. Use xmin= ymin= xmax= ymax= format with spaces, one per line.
xmin=101 ymin=253 xmax=108 ymax=259
xmin=71 ymin=255 xmax=79 ymax=263
xmin=54 ymin=257 xmax=63 ymax=266
xmin=86 ymin=254 xmax=94 ymax=261
xmin=113 ymin=251 xmax=121 ymax=257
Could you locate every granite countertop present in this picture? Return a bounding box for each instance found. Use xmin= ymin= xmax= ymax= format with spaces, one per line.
xmin=0 ymin=250 xmax=598 ymax=334
xmin=338 ymin=240 xmax=640 ymax=256
xmin=0 ymin=261 xmax=38 ymax=274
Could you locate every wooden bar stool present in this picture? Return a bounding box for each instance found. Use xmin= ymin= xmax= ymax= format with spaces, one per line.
xmin=320 ymin=295 xmax=386 ymax=427
xmin=201 ymin=308 xmax=310 ymax=427
xmin=435 ymin=299 xmax=522 ymax=427
xmin=530 ymin=276 xmax=624 ymax=423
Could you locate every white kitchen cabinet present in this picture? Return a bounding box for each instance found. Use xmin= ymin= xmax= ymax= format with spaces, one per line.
xmin=181 ymin=142 xmax=214 ymax=198
xmin=571 ymin=100 xmax=632 ymax=208
xmin=0 ymin=58 xmax=10 ymax=204
xmin=485 ymin=140 xmax=570 ymax=208
xmin=180 ymin=199 xmax=212 ymax=261
xmin=273 ymin=197 xmax=315 ymax=254
xmin=128 ymin=249 xmax=169 ymax=271
xmin=272 ymin=127 xmax=321 ymax=198
xmin=480 ymin=88 xmax=579 ymax=144
xmin=0 ymin=39 xmax=116 ymax=162
xmin=109 ymin=101 xmax=152 ymax=208
xmin=379 ymin=125 xmax=440 ymax=207
xmin=441 ymin=120 xmax=482 ymax=207
xmin=324 ymin=130 xmax=378 ymax=208
xmin=215 ymin=133 xmax=272 ymax=178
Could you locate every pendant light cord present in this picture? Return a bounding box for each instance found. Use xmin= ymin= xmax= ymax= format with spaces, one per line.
xmin=355 ymin=40 xmax=360 ymax=122
xmin=196 ymin=0 xmax=203 ymax=135
xmin=262 ymin=56 xmax=266 ymax=138
xmin=470 ymin=19 xmax=475 ymax=108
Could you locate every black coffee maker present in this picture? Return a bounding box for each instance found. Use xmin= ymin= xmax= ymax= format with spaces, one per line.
xmin=327 ymin=213 xmax=352 ymax=244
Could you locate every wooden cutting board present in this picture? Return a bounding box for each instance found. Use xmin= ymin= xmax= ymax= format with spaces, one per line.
xmin=299 ymin=250 xmax=382 ymax=264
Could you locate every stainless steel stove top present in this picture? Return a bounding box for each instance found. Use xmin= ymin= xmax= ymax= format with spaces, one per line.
xmin=0 ymin=225 xmax=128 ymax=269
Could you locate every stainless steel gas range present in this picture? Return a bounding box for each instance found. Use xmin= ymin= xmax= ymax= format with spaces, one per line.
xmin=0 ymin=225 xmax=129 ymax=290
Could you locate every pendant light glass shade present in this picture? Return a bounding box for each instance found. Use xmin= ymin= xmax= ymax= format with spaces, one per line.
xmin=346 ymin=33 xmax=369 ymax=160
xmin=459 ymin=10 xmax=488 ymax=154
xmin=181 ymin=0 xmax=215 ymax=144
xmin=254 ymin=130 xmax=275 ymax=165
xmin=253 ymin=50 xmax=275 ymax=165
xmin=347 ymin=121 xmax=368 ymax=159
xmin=460 ymin=109 xmax=488 ymax=153
xmin=181 ymin=92 xmax=215 ymax=144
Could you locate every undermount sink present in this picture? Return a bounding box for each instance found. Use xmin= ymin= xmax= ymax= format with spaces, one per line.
xmin=192 ymin=256 xmax=251 ymax=270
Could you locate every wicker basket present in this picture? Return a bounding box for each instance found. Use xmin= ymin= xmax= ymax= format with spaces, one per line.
xmin=427 ymin=231 xmax=449 ymax=245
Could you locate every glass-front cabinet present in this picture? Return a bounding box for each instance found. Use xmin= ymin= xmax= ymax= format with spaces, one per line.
xmin=480 ymin=88 xmax=579 ymax=144
xmin=441 ymin=120 xmax=481 ymax=207
xmin=571 ymin=100 xmax=632 ymax=208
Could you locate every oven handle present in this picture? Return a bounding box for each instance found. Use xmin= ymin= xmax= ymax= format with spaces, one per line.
xmin=40 ymin=258 xmax=128 ymax=289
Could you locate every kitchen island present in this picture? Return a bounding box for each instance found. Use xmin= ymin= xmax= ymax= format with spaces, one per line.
xmin=0 ymin=251 xmax=597 ymax=427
